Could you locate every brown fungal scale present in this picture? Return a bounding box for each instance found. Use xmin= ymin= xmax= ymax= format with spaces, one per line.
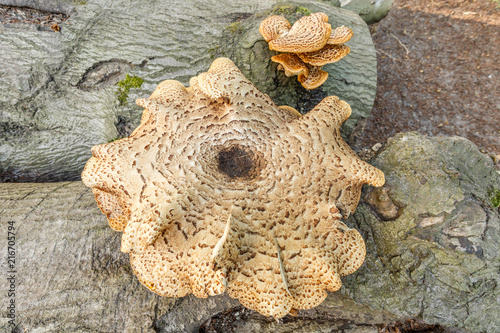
xmin=259 ymin=15 xmax=292 ymax=42
xmin=297 ymin=44 xmax=351 ymax=67
xmin=259 ymin=12 xmax=353 ymax=89
xmin=82 ymin=58 xmax=384 ymax=318
xmin=327 ymin=25 xmax=354 ymax=45
xmin=271 ymin=53 xmax=309 ymax=77
xmin=267 ymin=12 xmax=332 ymax=53
xmin=298 ymin=66 xmax=329 ymax=90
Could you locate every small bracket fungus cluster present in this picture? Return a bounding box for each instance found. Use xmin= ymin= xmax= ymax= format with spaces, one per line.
xmin=259 ymin=12 xmax=353 ymax=89
xmin=82 ymin=58 xmax=384 ymax=318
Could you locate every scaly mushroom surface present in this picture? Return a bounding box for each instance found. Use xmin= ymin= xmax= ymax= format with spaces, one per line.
xmin=261 ymin=12 xmax=353 ymax=89
xmin=327 ymin=25 xmax=354 ymax=45
xmin=297 ymin=44 xmax=351 ymax=67
xmin=82 ymin=58 xmax=384 ymax=318
xmin=259 ymin=13 xmax=353 ymax=89
xmin=271 ymin=53 xmax=309 ymax=77
xmin=298 ymin=65 xmax=329 ymax=89
xmin=259 ymin=15 xmax=292 ymax=42
xmin=267 ymin=12 xmax=332 ymax=53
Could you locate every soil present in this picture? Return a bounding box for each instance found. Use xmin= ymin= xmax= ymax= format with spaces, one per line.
xmin=197 ymin=306 xmax=452 ymax=333
xmin=0 ymin=5 xmax=68 ymax=31
xmin=353 ymin=0 xmax=500 ymax=164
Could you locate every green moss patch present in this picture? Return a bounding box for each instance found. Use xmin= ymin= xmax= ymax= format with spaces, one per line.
xmin=489 ymin=188 xmax=500 ymax=208
xmin=226 ymin=21 xmax=244 ymax=34
xmin=270 ymin=4 xmax=312 ymax=16
xmin=296 ymin=6 xmax=312 ymax=16
xmin=116 ymin=74 xmax=144 ymax=106
xmin=107 ymin=137 xmax=123 ymax=143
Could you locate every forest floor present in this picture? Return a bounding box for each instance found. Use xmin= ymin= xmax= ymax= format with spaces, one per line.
xmin=353 ymin=0 xmax=500 ymax=166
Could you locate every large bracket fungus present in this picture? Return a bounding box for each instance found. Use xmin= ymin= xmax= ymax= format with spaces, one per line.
xmin=260 ymin=12 xmax=353 ymax=89
xmin=82 ymin=58 xmax=384 ymax=318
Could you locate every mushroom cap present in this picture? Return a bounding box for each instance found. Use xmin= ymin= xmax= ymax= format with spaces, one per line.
xmin=271 ymin=53 xmax=309 ymax=77
xmin=268 ymin=12 xmax=332 ymax=53
xmin=298 ymin=66 xmax=329 ymax=89
xmin=278 ymin=105 xmax=302 ymax=120
xmin=81 ymin=57 xmax=384 ymax=318
xmin=327 ymin=25 xmax=353 ymax=45
xmin=297 ymin=44 xmax=351 ymax=67
xmin=92 ymin=187 xmax=129 ymax=231
xmin=259 ymin=15 xmax=291 ymax=42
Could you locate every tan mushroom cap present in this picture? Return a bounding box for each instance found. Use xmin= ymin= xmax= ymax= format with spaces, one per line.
xmin=268 ymin=12 xmax=332 ymax=53
xmin=297 ymin=44 xmax=351 ymax=67
xmin=92 ymin=187 xmax=129 ymax=231
xmin=81 ymin=57 xmax=384 ymax=319
xmin=259 ymin=15 xmax=292 ymax=42
xmin=298 ymin=66 xmax=329 ymax=89
xmin=271 ymin=53 xmax=309 ymax=77
xmin=327 ymin=25 xmax=353 ymax=45
xmin=278 ymin=105 xmax=302 ymax=120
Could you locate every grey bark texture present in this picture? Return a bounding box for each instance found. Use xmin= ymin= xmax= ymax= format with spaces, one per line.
xmin=0 ymin=182 xmax=175 ymax=332
xmin=0 ymin=0 xmax=376 ymax=182
xmin=1 ymin=133 xmax=498 ymax=332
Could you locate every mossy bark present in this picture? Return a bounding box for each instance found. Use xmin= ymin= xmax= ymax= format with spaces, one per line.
xmin=345 ymin=132 xmax=500 ymax=332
